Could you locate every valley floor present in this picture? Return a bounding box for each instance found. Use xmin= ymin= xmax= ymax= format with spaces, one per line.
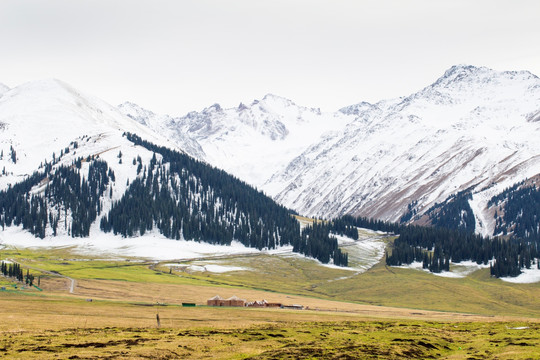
xmin=0 ymin=295 xmax=538 ymax=360
xmin=1 ymin=233 xmax=539 ymax=359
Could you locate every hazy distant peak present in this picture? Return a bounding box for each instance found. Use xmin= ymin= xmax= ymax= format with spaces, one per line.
xmin=119 ymin=101 xmax=143 ymax=109
xmin=259 ymin=93 xmax=297 ymax=108
xmin=118 ymin=101 xmax=158 ymax=125
xmin=0 ymin=83 xmax=10 ymax=97
xmin=202 ymin=103 xmax=223 ymax=113
xmin=262 ymin=93 xmax=292 ymax=101
xmin=433 ymin=64 xmax=538 ymax=88
xmin=339 ymin=101 xmax=377 ymax=116
xmin=442 ymin=64 xmax=484 ymax=77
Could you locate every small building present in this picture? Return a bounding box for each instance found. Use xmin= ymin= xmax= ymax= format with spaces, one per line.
xmin=182 ymin=302 xmax=196 ymax=307
xmin=207 ymin=295 xmax=224 ymax=306
xmin=225 ymin=295 xmax=246 ymax=307
xmin=281 ymin=304 xmax=304 ymax=310
xmin=246 ymin=299 xmax=268 ymax=308
xmin=245 ymin=300 xmax=283 ymax=308
xmin=207 ymin=295 xmax=246 ymax=307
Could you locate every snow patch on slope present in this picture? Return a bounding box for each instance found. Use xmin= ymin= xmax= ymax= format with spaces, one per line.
xmin=0 ymin=225 xmax=260 ymax=261
xmin=186 ymin=262 xmax=249 ymax=273
xmin=400 ymin=260 xmax=539 ymax=283
xmin=399 ymin=260 xmax=491 ymax=278
xmin=500 ymin=267 xmax=540 ymax=284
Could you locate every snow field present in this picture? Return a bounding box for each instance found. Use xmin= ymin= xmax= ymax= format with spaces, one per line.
xmin=396 ymin=260 xmax=540 ymax=284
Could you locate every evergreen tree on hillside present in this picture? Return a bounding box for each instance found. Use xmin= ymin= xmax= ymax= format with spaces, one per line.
xmin=331 ymin=213 xmax=537 ymax=278
xmin=10 ymin=146 xmax=16 ymax=164
xmin=101 ymin=133 xmax=349 ymax=266
xmin=0 ymin=160 xmax=112 ymax=238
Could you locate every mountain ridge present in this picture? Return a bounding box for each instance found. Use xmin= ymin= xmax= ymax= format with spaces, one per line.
xmin=120 ymin=65 xmax=540 ymax=240
xmin=0 ymin=78 xmax=348 ymax=267
xmin=2 ymin=64 xmax=539 ymax=243
xmin=118 ymin=93 xmax=352 ymax=187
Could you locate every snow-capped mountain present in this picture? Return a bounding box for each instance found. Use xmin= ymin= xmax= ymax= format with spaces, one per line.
xmin=125 ymin=65 xmax=540 ymax=238
xmin=119 ymin=94 xmax=353 ymax=187
xmin=6 ymin=64 xmax=536 ymax=243
xmin=269 ymin=65 xmax=540 ymax=236
xmin=118 ymin=101 xmax=206 ymax=160
xmin=0 ymin=79 xmax=346 ymax=265
xmin=0 ymin=79 xmax=179 ymax=191
xmin=0 ymin=83 xmax=9 ymax=97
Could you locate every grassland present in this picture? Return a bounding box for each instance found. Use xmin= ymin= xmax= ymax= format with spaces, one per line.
xmin=0 ymin=293 xmax=538 ymax=359
xmin=1 ymin=241 xmax=540 ymax=358
xmin=5 ymin=243 xmax=539 ymax=317
xmin=156 ymin=255 xmax=540 ymax=318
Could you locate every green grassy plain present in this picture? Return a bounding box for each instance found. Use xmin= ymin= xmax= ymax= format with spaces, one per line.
xmin=0 ymin=294 xmax=538 ymax=360
xmin=152 ymin=255 xmax=540 ymax=318
xmin=1 ymin=241 xmax=540 ymax=359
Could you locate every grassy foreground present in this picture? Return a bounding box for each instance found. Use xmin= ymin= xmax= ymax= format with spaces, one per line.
xmin=1 ymin=243 xmax=540 ymax=358
xmin=0 ymin=297 xmax=538 ymax=360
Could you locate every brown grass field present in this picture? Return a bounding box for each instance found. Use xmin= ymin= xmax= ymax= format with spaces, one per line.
xmin=1 ymin=289 xmax=539 ymax=359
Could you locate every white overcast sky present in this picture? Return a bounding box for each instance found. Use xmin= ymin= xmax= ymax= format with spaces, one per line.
xmin=1 ymin=0 xmax=539 ymax=115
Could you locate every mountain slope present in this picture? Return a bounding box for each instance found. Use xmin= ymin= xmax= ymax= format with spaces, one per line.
xmin=119 ymin=94 xmax=353 ymax=187
xmin=267 ymin=65 xmax=540 ymax=234
xmin=0 ymin=79 xmax=177 ymax=188
xmin=0 ymin=83 xmax=9 ymax=97
xmin=123 ymin=66 xmax=540 ymax=240
xmin=0 ymin=78 xmax=186 ymax=237
xmin=0 ymin=79 xmax=347 ymax=266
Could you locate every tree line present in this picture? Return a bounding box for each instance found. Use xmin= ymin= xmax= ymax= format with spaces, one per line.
xmin=400 ymin=190 xmax=476 ymax=232
xmin=328 ymin=214 xmax=538 ymax=278
xmin=1 ymin=261 xmax=35 ymax=286
xmin=294 ymin=222 xmax=348 ymax=266
xmin=0 ymin=135 xmax=348 ymax=267
xmin=0 ymin=158 xmax=112 ymax=238
xmin=489 ymin=181 xmax=540 ymax=241
xmin=109 ymin=133 xmax=348 ymax=266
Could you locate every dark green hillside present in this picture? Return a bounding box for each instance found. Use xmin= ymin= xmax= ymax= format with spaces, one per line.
xmin=0 ymin=134 xmax=347 ymax=266
xmin=326 ymin=213 xmax=539 ymax=278
xmin=0 ymin=159 xmax=111 ymax=238
xmin=105 ymin=133 xmax=348 ymax=266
